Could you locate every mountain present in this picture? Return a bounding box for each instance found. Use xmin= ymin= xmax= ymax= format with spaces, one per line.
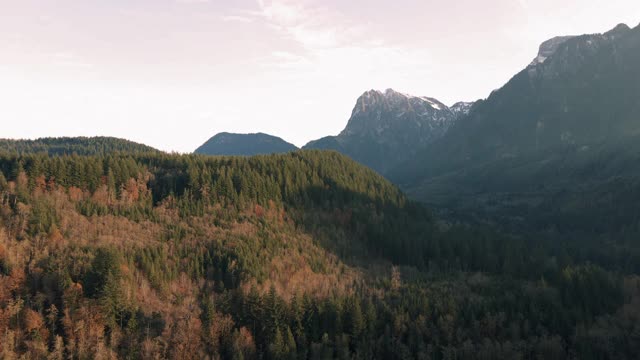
xmin=304 ymin=89 xmax=472 ymax=175
xmin=449 ymin=101 xmax=475 ymax=118
xmin=529 ymin=35 xmax=575 ymax=66
xmin=0 ymin=136 xmax=159 ymax=156
xmin=195 ymin=132 xmax=298 ymax=156
xmin=391 ymin=23 xmax=640 ymax=232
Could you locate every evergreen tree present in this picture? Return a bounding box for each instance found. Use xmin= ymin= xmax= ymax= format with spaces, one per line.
xmin=269 ymin=327 xmax=285 ymax=360
xmin=285 ymin=326 xmax=298 ymax=360
xmin=345 ymin=299 xmax=364 ymax=337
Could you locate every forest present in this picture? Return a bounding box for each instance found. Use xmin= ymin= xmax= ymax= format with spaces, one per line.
xmin=0 ymin=143 xmax=639 ymax=359
xmin=0 ymin=137 xmax=159 ymax=157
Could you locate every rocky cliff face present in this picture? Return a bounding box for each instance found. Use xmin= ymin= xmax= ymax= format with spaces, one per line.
xmin=529 ymin=36 xmax=576 ymax=66
xmin=305 ymin=89 xmax=472 ymax=175
xmin=340 ymin=89 xmax=455 ymax=141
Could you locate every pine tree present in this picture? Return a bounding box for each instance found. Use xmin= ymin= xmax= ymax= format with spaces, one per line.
xmin=269 ymin=327 xmax=285 ymax=360
xmin=265 ymin=285 xmax=281 ymax=338
xmin=84 ymin=248 xmax=122 ymax=298
xmin=285 ymin=326 xmax=297 ymax=360
xmin=100 ymin=272 xmax=127 ymax=329
xmin=345 ymin=299 xmax=364 ymax=337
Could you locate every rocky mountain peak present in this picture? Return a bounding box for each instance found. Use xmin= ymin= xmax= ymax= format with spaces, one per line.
xmin=527 ymin=23 xmax=636 ymax=80
xmin=353 ymin=88 xmax=447 ymax=117
xmin=450 ymin=102 xmax=474 ymax=118
xmin=605 ymin=23 xmax=631 ymax=38
xmin=530 ymin=36 xmax=576 ymax=66
xmin=305 ymin=89 xmax=468 ymax=175
xmin=343 ymin=89 xmax=453 ymax=137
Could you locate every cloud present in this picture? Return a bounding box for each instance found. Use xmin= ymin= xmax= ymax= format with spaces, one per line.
xmin=243 ymin=1 xmax=429 ymax=73
xmin=250 ymin=0 xmax=366 ymax=50
xmin=224 ymin=0 xmax=436 ymax=106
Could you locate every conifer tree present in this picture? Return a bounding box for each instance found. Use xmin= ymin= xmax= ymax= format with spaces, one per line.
xmin=269 ymin=327 xmax=285 ymax=360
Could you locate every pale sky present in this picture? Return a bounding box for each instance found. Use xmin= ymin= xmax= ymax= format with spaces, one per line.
xmin=1 ymin=1 xmax=639 ymax=152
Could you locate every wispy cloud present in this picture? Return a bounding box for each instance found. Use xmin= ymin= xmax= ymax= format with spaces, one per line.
xmin=251 ymin=0 xmax=366 ymax=49
xmin=237 ymin=0 xmax=430 ymax=80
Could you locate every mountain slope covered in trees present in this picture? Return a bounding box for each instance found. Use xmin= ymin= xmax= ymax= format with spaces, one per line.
xmin=0 ymin=149 xmax=638 ymax=359
xmin=0 ymin=137 xmax=159 ymax=156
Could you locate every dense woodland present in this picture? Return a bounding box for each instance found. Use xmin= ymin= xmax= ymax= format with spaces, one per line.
xmin=0 ymin=145 xmax=639 ymax=359
xmin=0 ymin=137 xmax=159 ymax=156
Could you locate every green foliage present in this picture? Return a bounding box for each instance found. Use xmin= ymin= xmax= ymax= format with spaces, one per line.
xmin=27 ymin=198 xmax=59 ymax=236
xmin=84 ymin=247 xmax=123 ymax=298
xmin=0 ymin=136 xmax=159 ymax=156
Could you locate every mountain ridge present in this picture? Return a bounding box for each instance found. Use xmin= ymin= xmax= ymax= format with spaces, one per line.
xmin=388 ymin=22 xmax=640 ymax=233
xmin=195 ymin=132 xmax=298 ymax=156
xmin=304 ymin=88 xmax=473 ymax=175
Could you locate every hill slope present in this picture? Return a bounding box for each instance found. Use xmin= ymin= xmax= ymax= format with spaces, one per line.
xmin=195 ymin=132 xmax=298 ymax=156
xmin=0 ymin=136 xmax=159 ymax=156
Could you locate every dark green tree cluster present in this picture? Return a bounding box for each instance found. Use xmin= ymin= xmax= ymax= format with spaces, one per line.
xmin=0 ymin=136 xmax=158 ymax=156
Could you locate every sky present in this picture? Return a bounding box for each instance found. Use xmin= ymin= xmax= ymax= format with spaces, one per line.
xmin=1 ymin=0 xmax=639 ymax=152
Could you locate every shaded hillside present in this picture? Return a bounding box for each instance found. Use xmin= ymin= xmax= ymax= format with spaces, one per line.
xmin=391 ymin=24 xmax=640 ymax=233
xmin=0 ymin=136 xmax=159 ymax=156
xmin=195 ymin=132 xmax=298 ymax=156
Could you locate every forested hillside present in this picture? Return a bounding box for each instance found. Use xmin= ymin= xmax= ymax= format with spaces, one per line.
xmin=0 ymin=137 xmax=159 ymax=156
xmin=0 ymin=149 xmax=638 ymax=359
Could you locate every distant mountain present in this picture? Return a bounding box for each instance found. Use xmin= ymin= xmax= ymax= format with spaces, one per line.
xmin=195 ymin=132 xmax=298 ymax=156
xmin=0 ymin=136 xmax=159 ymax=156
xmin=304 ymin=88 xmax=472 ymax=175
xmin=390 ymin=23 xmax=640 ymax=232
xmin=449 ymin=101 xmax=475 ymax=118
